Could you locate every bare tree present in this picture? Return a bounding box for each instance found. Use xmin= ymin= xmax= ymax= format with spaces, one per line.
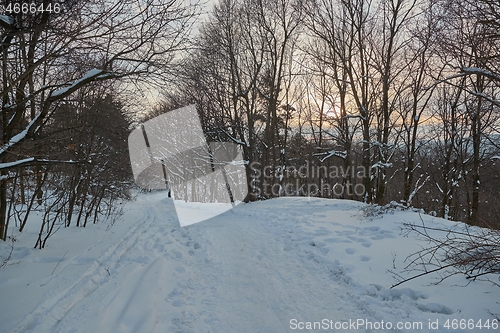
xmin=397 ymin=1 xmax=439 ymax=206
xmin=430 ymin=0 xmax=500 ymax=225
xmin=169 ymin=0 xmax=302 ymax=200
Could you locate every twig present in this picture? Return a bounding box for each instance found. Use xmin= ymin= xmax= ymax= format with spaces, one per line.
xmin=391 ymin=262 xmax=457 ymax=288
xmin=51 ymin=250 xmax=68 ymax=276
xmin=393 ymin=215 xmax=500 ymax=288
xmin=0 ymin=236 xmax=15 ymax=269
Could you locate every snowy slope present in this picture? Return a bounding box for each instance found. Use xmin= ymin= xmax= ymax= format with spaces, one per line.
xmin=0 ymin=192 xmax=498 ymax=333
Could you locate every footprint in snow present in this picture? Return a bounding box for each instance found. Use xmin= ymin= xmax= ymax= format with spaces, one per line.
xmin=324 ymin=237 xmax=353 ymax=244
xmin=175 ymin=266 xmax=186 ymax=274
xmin=172 ymin=299 xmax=184 ymax=307
xmin=171 ymin=251 xmax=183 ymax=260
xmin=314 ymin=229 xmax=332 ymax=236
xmin=417 ymin=302 xmax=454 ymax=315
xmin=166 ymin=287 xmax=183 ymax=300
xmin=345 ymin=248 xmax=356 ymax=255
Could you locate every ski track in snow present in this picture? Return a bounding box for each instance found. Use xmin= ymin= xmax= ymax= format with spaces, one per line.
xmin=4 ymin=194 xmax=496 ymax=333
xmin=10 ymin=201 xmax=162 ymax=333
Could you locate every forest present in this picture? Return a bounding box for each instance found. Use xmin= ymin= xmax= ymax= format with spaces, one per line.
xmin=164 ymin=0 xmax=500 ymax=228
xmin=0 ymin=0 xmax=499 ymax=247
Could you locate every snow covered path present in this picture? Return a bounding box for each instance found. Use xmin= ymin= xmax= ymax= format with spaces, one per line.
xmin=2 ymin=193 xmax=499 ymax=333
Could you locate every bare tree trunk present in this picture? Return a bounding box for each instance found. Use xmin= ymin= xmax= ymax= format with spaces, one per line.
xmin=469 ymin=74 xmax=483 ymax=225
xmin=0 ymin=176 xmax=7 ymax=241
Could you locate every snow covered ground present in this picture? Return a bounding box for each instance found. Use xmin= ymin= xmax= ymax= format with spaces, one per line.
xmin=0 ymin=192 xmax=498 ymax=333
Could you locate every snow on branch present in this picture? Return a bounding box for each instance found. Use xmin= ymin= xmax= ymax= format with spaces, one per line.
xmin=0 ymin=157 xmax=88 ymax=170
xmin=461 ymin=67 xmax=500 ymax=81
xmin=0 ymin=112 xmax=42 ymax=156
xmin=407 ymin=174 xmax=430 ymax=207
xmin=371 ymin=161 xmax=393 ymax=169
xmin=467 ymin=90 xmax=500 ymax=107
xmin=220 ymin=129 xmax=248 ymax=147
xmin=0 ymin=69 xmax=116 ymax=157
xmin=0 ymin=70 xmax=113 ymax=156
xmin=315 ymin=150 xmax=347 ymax=162
xmin=48 ymin=69 xmax=114 ymax=100
xmin=0 ymin=158 xmax=35 ymax=170
xmin=425 ymin=66 xmax=500 ymax=92
xmin=0 ymin=68 xmax=114 ymax=155
xmin=0 ymin=15 xmax=14 ymax=28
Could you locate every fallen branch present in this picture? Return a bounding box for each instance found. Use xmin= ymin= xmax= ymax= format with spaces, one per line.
xmin=391 ymin=214 xmax=500 ymax=288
